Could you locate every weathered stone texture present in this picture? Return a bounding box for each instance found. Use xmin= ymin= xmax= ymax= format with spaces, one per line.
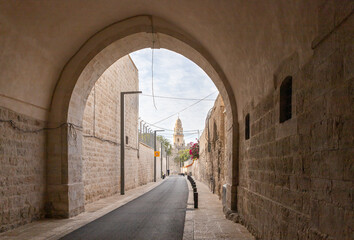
xmin=82 ymin=55 xmax=156 ymax=205
xmin=237 ymin=6 xmax=353 ymax=240
xmin=0 ymin=107 xmax=46 ymax=232
xmin=193 ymin=95 xmax=226 ymax=198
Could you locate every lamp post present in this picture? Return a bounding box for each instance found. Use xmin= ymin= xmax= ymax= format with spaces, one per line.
xmin=154 ymin=130 xmax=164 ymax=182
xmin=161 ymin=141 xmax=163 ymax=178
xmin=166 ymin=149 xmax=168 ymax=176
xmin=120 ymin=91 xmax=142 ymax=195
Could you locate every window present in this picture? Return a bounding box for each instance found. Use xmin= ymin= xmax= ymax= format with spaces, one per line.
xmin=126 ymin=136 xmax=129 ymax=144
xmin=279 ymin=76 xmax=292 ymax=123
xmin=245 ymin=114 xmax=250 ymax=140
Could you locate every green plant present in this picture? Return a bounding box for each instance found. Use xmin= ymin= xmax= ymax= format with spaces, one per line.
xmin=175 ymin=149 xmax=190 ymax=163
xmin=157 ymin=135 xmax=172 ymax=156
xmin=189 ymin=141 xmax=199 ymax=159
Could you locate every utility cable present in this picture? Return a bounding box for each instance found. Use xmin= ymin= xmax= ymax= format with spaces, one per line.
xmin=151 ymin=21 xmax=157 ymax=110
xmin=0 ymin=119 xmax=82 ymax=133
xmin=83 ymin=135 xmax=138 ymax=151
xmin=0 ymin=118 xmax=139 ymax=150
xmin=141 ymin=94 xmax=216 ymax=101
xmin=153 ymin=91 xmax=217 ymax=125
xmin=139 ymin=120 xmax=202 ymax=132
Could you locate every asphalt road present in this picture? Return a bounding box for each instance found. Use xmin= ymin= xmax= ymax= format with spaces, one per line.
xmin=60 ymin=175 xmax=189 ymax=240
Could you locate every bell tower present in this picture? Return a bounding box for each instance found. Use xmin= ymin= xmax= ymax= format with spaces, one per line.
xmin=173 ymin=117 xmax=185 ymax=148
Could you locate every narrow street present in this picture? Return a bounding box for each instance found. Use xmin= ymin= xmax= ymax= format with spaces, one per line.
xmin=60 ymin=176 xmax=188 ymax=240
xmin=1 ymin=2 xmax=351 ymax=240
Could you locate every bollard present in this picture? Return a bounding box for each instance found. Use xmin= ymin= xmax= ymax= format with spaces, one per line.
xmin=193 ymin=192 xmax=198 ymax=208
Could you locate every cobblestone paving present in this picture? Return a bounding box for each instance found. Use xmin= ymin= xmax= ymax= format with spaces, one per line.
xmin=183 ymin=179 xmax=255 ymax=240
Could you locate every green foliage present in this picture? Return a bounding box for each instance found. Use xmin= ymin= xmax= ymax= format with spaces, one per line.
xmin=156 ymin=135 xmax=172 ymax=156
xmin=175 ymin=149 xmax=190 ymax=163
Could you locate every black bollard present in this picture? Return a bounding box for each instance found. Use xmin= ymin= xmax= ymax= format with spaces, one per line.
xmin=193 ymin=192 xmax=198 ymax=208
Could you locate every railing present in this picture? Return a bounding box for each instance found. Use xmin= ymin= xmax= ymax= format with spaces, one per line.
xmin=139 ymin=131 xmax=154 ymax=148
xmin=138 ymin=120 xmax=166 ymax=154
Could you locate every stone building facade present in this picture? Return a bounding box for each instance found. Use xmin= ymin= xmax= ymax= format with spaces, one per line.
xmin=0 ymin=107 xmax=46 ymax=232
xmin=0 ymin=2 xmax=353 ymax=239
xmin=234 ymin=16 xmax=353 ymax=238
xmin=192 ymin=6 xmax=353 ymax=239
xmin=192 ymin=95 xmax=226 ymax=198
xmin=82 ymin=55 xmax=158 ymax=205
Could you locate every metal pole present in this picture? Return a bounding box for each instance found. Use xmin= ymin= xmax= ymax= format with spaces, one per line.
xmin=153 ymin=130 xmax=164 ymax=181
xmin=120 ymin=91 xmax=142 ymax=195
xmin=120 ymin=93 xmax=124 ymax=194
xmin=161 ymin=141 xmax=163 ymax=178
xmin=154 ymin=131 xmax=156 ymax=182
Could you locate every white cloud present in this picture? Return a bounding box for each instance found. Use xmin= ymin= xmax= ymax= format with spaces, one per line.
xmin=130 ymin=48 xmax=218 ymax=144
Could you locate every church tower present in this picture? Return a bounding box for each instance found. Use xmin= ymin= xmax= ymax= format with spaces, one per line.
xmin=173 ymin=117 xmax=185 ymax=148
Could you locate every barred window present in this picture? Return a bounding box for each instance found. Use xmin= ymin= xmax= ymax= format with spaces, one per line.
xmin=280 ymin=76 xmax=292 ymax=123
xmin=245 ymin=114 xmax=250 ymax=140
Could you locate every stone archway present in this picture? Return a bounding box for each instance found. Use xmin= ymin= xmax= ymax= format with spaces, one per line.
xmin=47 ymin=15 xmax=239 ymax=218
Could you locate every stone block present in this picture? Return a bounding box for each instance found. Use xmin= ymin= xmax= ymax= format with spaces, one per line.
xmin=334 ymin=0 xmax=354 ymax=26
xmin=311 ymin=178 xmax=331 ymax=202
xmin=343 ymin=209 xmax=354 ymax=239
xmin=339 ymin=115 xmax=354 ymax=149
xmin=331 ymin=180 xmax=352 ymax=209
xmin=310 ymin=199 xmax=320 ymax=229
xmin=311 ymin=118 xmax=340 ymax=152
xmin=0 ymin=107 xmax=45 ymax=233
xmin=317 ymin=0 xmax=335 ymax=39
xmin=318 ymin=201 xmax=345 ymax=238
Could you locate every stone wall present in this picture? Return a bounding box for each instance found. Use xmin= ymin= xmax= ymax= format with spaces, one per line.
xmin=0 ymin=107 xmax=46 ymax=232
xmin=137 ymin=143 xmax=155 ymax=184
xmin=82 ymin=55 xmax=156 ymax=204
xmin=169 ymin=148 xmax=182 ymax=175
xmin=235 ymin=5 xmax=353 ymax=240
xmin=193 ymin=95 xmax=226 ymax=198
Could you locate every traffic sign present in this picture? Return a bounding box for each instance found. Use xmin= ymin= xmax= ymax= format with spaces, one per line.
xmin=154 ymin=151 xmax=160 ymax=157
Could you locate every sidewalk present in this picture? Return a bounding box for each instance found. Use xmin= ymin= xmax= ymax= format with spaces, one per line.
xmin=0 ymin=180 xmax=164 ymax=240
xmin=183 ymin=179 xmax=255 ymax=240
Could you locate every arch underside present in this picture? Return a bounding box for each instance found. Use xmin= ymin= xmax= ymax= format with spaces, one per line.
xmin=47 ymin=15 xmax=239 ymax=218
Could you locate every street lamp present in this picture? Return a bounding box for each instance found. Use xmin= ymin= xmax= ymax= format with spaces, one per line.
xmin=120 ymin=91 xmax=142 ymax=195
xmin=161 ymin=141 xmax=163 ymax=178
xmin=154 ymin=130 xmax=164 ymax=182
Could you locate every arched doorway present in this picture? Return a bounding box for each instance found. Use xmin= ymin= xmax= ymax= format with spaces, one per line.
xmin=47 ymin=15 xmax=239 ymax=218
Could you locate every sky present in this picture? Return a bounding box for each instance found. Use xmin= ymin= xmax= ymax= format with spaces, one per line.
xmin=129 ymin=48 xmax=218 ymax=144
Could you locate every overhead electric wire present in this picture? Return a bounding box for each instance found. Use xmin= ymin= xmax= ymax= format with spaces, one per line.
xmin=151 ymin=21 xmax=157 ymax=110
xmin=158 ymin=132 xmax=199 ymax=136
xmin=140 ymin=94 xmax=216 ymax=101
xmin=140 ymin=120 xmax=202 ymax=132
xmin=153 ymin=91 xmax=218 ymax=125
